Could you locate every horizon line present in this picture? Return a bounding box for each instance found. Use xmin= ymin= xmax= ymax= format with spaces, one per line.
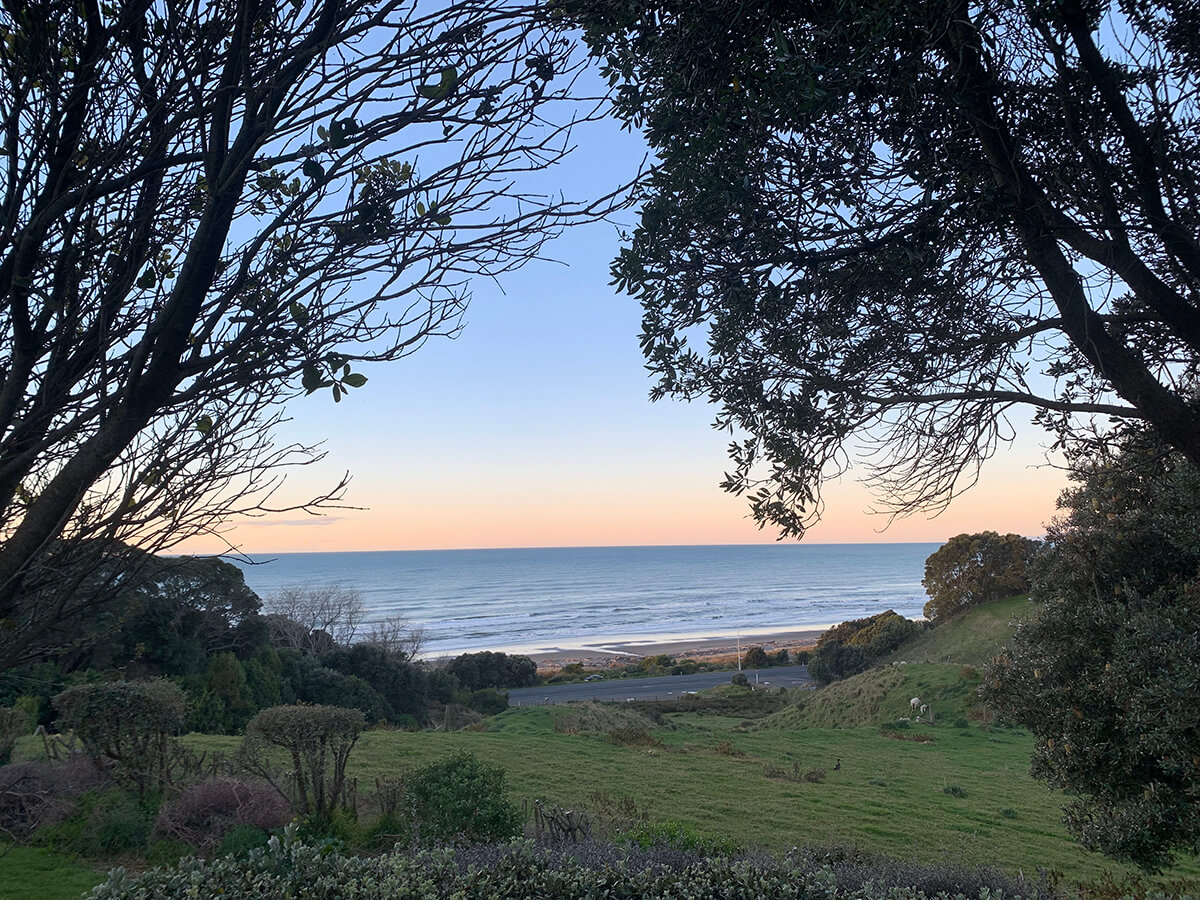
xmin=194 ymin=538 xmax=953 ymax=558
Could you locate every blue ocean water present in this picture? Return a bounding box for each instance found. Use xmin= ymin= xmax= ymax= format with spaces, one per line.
xmin=232 ymin=543 xmax=937 ymax=658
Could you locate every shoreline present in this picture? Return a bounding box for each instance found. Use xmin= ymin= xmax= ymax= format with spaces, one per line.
xmin=428 ymin=627 xmax=827 ymax=669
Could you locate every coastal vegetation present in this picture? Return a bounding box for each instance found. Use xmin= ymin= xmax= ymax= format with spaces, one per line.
xmin=4 ymin=593 xmax=1200 ymax=899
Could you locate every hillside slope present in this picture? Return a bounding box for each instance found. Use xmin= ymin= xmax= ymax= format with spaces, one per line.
xmin=884 ymin=594 xmax=1034 ymax=667
xmin=762 ymin=595 xmax=1034 ymax=730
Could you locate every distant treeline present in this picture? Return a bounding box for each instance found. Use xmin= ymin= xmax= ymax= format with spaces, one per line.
xmin=0 ymin=553 xmax=539 ymax=735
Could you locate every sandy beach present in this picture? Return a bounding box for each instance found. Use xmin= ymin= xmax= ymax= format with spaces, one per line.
xmin=518 ymin=628 xmax=824 ymax=669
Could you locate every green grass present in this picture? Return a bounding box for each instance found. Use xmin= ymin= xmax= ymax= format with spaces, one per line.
xmin=168 ymin=703 xmax=1193 ymax=886
xmin=0 ymin=845 xmax=104 ymax=900
xmin=885 ymin=595 xmax=1035 ymax=667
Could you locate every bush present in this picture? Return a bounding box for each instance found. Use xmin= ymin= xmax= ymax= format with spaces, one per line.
xmin=730 ymin=672 xmax=749 ymax=687
xmin=218 ymin=824 xmax=272 ymax=856
xmin=446 ymin=651 xmax=538 ymax=691
xmin=0 ymin=755 xmax=106 ymax=839
xmin=85 ymin=832 xmax=1052 ymax=899
xmin=53 ymin=679 xmax=186 ymax=798
xmin=240 ymin=704 xmax=364 ymax=818
xmin=465 ymin=688 xmax=509 ymax=716
xmin=942 ymin=784 xmax=967 ymax=798
xmin=154 ymin=777 xmax=291 ymax=850
xmin=34 ymin=788 xmax=153 ymax=857
xmin=741 ymin=646 xmax=769 ymax=669
xmin=404 ymin=751 xmax=522 ymax=845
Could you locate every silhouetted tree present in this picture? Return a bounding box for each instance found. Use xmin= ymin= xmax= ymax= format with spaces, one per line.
xmin=0 ymin=0 xmax=616 ymax=666
xmin=576 ymin=0 xmax=1200 ymax=535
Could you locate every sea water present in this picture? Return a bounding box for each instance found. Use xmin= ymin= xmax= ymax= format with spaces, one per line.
xmin=231 ymin=543 xmax=937 ymax=658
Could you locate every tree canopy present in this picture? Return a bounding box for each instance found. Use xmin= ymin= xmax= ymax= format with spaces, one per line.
xmin=983 ymin=430 xmax=1200 ymax=869
xmin=922 ymin=532 xmax=1037 ymax=622
xmin=576 ymin=0 xmax=1200 ymax=535
xmin=0 ymin=0 xmax=612 ymax=664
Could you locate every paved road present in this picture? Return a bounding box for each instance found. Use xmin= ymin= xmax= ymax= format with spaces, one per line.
xmin=508 ymin=664 xmax=813 ymax=706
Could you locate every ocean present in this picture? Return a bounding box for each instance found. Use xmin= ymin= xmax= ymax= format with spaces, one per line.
xmin=231 ymin=543 xmax=937 ymax=659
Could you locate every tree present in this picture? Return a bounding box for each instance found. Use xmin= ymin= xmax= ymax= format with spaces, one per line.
xmin=360 ymin=614 xmax=427 ymax=662
xmin=53 ymin=679 xmax=186 ymax=799
xmin=0 ymin=0 xmax=615 ymax=666
xmin=446 ymin=650 xmax=538 ymax=691
xmin=983 ymin=429 xmax=1200 ymax=869
xmin=922 ymin=532 xmax=1038 ymax=622
xmin=575 ymin=0 xmax=1200 ymax=536
xmin=263 ymin=584 xmax=365 ymax=655
xmin=241 ymin=704 xmax=365 ymax=818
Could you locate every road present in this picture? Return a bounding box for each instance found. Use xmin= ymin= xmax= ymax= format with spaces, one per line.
xmin=507 ymin=664 xmax=813 ymax=706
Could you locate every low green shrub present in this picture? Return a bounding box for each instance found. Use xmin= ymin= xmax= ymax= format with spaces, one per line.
xmin=942 ymin=784 xmax=967 ymax=798
xmin=404 ymin=751 xmax=522 ymax=845
xmin=34 ymin=788 xmax=154 ymax=857
xmin=85 ymin=830 xmax=1052 ymax=900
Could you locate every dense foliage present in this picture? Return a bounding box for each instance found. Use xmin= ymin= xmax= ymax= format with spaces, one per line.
xmin=86 ymin=829 xmax=1051 ymax=900
xmin=807 ymin=611 xmax=921 ymax=684
xmin=446 ymin=651 xmax=539 ymax=691
xmin=984 ymin=432 xmax=1200 ymax=870
xmin=922 ymin=532 xmax=1038 ymax=621
xmin=403 ymin=751 xmax=523 ymax=845
xmin=576 ymin=0 xmax=1200 ymax=536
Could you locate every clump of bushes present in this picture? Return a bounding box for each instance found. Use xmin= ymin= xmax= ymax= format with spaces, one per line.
xmin=807 ymin=611 xmax=922 ymax=684
xmin=86 ymin=832 xmax=1053 ymax=899
xmin=153 ymin=777 xmax=291 ymax=850
xmin=239 ymin=704 xmax=365 ymax=818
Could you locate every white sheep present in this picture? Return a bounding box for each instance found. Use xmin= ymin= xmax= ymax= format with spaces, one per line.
xmin=910 ymin=696 xmax=921 ymax=710
xmin=920 ymin=703 xmax=928 ymax=714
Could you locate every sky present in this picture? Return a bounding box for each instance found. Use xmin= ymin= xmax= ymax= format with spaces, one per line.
xmin=176 ymin=77 xmax=1069 ymax=556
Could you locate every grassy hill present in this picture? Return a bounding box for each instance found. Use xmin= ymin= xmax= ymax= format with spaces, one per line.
xmin=884 ymin=595 xmax=1034 ymax=667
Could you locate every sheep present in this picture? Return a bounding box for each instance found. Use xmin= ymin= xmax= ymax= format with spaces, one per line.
xmin=920 ymin=703 xmax=928 ymax=714
xmin=910 ymin=696 xmax=921 ymax=710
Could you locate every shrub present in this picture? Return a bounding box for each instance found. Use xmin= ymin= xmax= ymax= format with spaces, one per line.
xmin=465 ymin=688 xmax=509 ymax=716
xmin=741 ymin=646 xmax=769 ymax=669
xmin=1001 ymin=808 xmax=1019 ymax=819
xmin=942 ymin=784 xmax=967 ymax=798
xmin=53 ymin=679 xmax=186 ymax=798
xmin=240 ymin=704 xmax=364 ymax=818
xmin=868 ymin=777 xmax=887 ymax=786
xmin=730 ymin=672 xmax=749 ymax=687
xmin=404 ymin=751 xmax=522 ymax=845
xmin=85 ymin=832 xmax=1051 ymax=899
xmin=34 ymin=788 xmax=153 ymax=857
xmin=447 ymin=651 xmax=538 ymax=691
xmin=154 ymin=777 xmax=291 ymax=850
xmin=218 ymin=824 xmax=272 ymax=856
xmin=0 ymin=755 xmax=106 ymax=839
